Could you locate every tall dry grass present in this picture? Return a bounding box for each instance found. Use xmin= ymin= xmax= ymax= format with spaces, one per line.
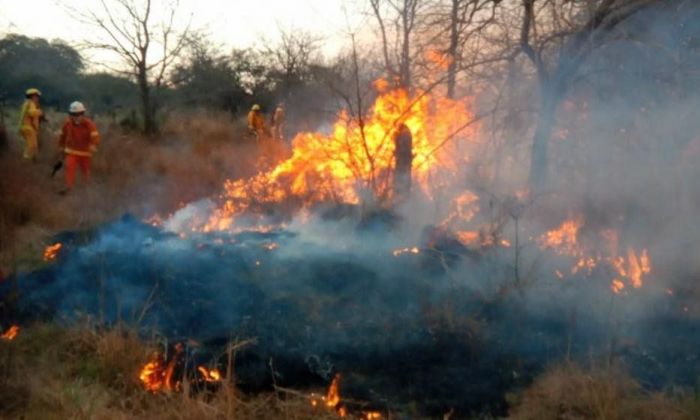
xmin=508 ymin=362 xmax=699 ymax=420
xmin=0 ymin=323 xmax=339 ymax=419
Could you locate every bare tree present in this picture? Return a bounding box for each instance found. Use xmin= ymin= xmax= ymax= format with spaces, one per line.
xmin=262 ymin=27 xmax=323 ymax=99
xmin=517 ymin=0 xmax=658 ymax=190
xmin=419 ymin=0 xmax=498 ymax=97
xmin=68 ymin=0 xmax=191 ymax=135
xmin=370 ymin=0 xmax=423 ymax=90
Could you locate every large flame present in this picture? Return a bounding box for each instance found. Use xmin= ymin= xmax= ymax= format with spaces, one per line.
xmin=204 ymin=81 xmax=477 ymax=231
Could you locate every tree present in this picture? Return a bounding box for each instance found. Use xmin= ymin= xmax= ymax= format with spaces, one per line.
xmin=170 ymin=35 xmax=247 ymax=114
xmin=370 ymin=0 xmax=424 ymax=90
xmin=0 ymin=34 xmax=84 ymax=108
xmin=517 ymin=0 xmax=659 ymax=190
xmin=68 ymin=0 xmax=191 ymax=135
xmin=262 ymin=27 xmax=323 ymax=100
xmin=430 ymin=0 xmax=498 ymax=98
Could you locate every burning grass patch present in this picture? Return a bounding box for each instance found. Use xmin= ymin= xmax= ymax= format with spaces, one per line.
xmin=0 ymin=323 xmax=343 ymax=419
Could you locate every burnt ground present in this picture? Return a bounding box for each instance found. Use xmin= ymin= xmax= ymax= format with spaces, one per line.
xmin=2 ymin=214 xmax=699 ymax=417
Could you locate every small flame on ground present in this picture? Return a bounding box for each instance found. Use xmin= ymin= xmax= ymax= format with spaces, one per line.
xmin=1 ymin=325 xmax=19 ymax=341
xmin=43 ymin=243 xmax=62 ymax=262
xmin=139 ymin=344 xmax=183 ymax=393
xmin=539 ymin=217 xmax=652 ymax=294
xmin=538 ymin=216 xmax=584 ymax=255
xmin=197 ymin=365 xmax=222 ymax=382
xmin=326 ymin=374 xmax=341 ymax=409
xmin=611 ymin=279 xmax=625 ymax=294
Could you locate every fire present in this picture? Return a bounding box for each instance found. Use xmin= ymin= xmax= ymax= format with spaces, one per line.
xmin=611 ymin=279 xmax=625 ymax=294
xmin=539 ymin=217 xmax=652 ymax=294
xmin=43 ymin=243 xmax=62 ymax=262
xmin=455 ymin=230 xmax=480 ymax=246
xmin=392 ymin=246 xmax=420 ymax=257
xmin=1 ymin=325 xmax=19 ymax=341
xmin=310 ymin=373 xmax=349 ymax=416
xmin=326 ymin=373 xmax=341 ymax=409
xmin=197 ymin=365 xmax=222 ymax=382
xmin=610 ymin=247 xmax=651 ymax=291
xmin=139 ymin=343 xmax=184 ymax=393
xmin=204 ymin=80 xmax=477 ymax=232
xmin=538 ymin=216 xmax=584 ymax=256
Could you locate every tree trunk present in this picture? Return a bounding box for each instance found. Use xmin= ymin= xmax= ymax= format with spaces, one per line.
xmin=138 ymin=68 xmax=156 ymax=136
xmin=529 ymin=81 xmax=562 ymax=191
xmin=446 ymin=0 xmax=459 ymax=98
xmin=393 ymin=124 xmax=413 ymax=204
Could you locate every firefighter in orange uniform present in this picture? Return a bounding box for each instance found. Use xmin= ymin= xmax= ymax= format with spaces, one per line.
xmin=247 ymin=104 xmax=266 ymax=141
xmin=58 ymin=101 xmax=100 ymax=193
xmin=18 ymin=88 xmax=43 ymax=161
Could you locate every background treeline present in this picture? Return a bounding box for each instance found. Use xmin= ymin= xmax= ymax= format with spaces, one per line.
xmin=0 ymin=32 xmax=341 ymax=131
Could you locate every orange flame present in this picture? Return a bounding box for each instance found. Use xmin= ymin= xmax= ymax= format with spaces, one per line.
xmin=539 ymin=217 xmax=652 ymax=294
xmin=139 ymin=344 xmax=183 ymax=393
xmin=611 ymin=279 xmax=625 ymax=294
xmin=538 ymin=216 xmax=584 ymax=256
xmin=326 ymin=373 xmax=341 ymax=409
xmin=1 ymin=325 xmax=19 ymax=341
xmin=197 ymin=365 xmax=222 ymax=382
xmin=203 ymin=80 xmax=477 ymax=232
xmin=43 ymin=243 xmax=62 ymax=262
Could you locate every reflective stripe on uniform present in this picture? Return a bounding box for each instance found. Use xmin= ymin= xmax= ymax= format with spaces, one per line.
xmin=64 ymin=147 xmax=92 ymax=157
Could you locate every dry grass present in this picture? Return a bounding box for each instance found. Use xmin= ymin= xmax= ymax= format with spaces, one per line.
xmin=0 ymin=323 xmax=339 ymax=419
xmin=508 ymin=362 xmax=699 ymax=420
xmin=0 ymin=110 xmax=260 ymax=276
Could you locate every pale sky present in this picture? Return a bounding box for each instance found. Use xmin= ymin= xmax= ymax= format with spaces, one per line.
xmin=0 ymin=0 xmax=373 ymax=63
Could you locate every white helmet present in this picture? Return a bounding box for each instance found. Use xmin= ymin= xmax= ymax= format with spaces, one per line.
xmin=69 ymin=101 xmax=86 ymax=114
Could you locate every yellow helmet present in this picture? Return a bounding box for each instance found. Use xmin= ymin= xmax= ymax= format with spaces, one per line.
xmin=25 ymin=88 xmax=42 ymax=97
xmin=251 ymin=104 xmax=261 ymax=111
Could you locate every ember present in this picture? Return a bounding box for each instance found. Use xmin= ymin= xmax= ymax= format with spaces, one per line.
xmin=1 ymin=325 xmax=19 ymax=341
xmin=43 ymin=243 xmax=62 ymax=262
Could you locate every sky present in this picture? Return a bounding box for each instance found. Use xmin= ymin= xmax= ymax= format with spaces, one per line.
xmin=0 ymin=0 xmax=373 ymax=61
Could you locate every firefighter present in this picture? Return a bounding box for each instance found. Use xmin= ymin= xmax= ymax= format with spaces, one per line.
xmin=270 ymin=103 xmax=285 ymax=141
xmin=247 ymin=104 xmax=266 ymax=141
xmin=18 ymin=88 xmax=43 ymax=161
xmin=57 ymin=101 xmax=100 ymax=194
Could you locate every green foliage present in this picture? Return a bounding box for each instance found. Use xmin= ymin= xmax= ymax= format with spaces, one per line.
xmin=170 ymin=37 xmax=249 ymax=114
xmin=80 ymin=73 xmax=138 ymax=115
xmin=0 ymin=34 xmax=83 ymax=108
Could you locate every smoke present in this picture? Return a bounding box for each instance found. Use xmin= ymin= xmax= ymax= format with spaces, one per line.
xmin=4 ymin=3 xmax=700 ymax=416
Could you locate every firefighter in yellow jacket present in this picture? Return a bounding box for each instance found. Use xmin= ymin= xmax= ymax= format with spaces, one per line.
xmin=18 ymin=88 xmax=43 ymax=161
